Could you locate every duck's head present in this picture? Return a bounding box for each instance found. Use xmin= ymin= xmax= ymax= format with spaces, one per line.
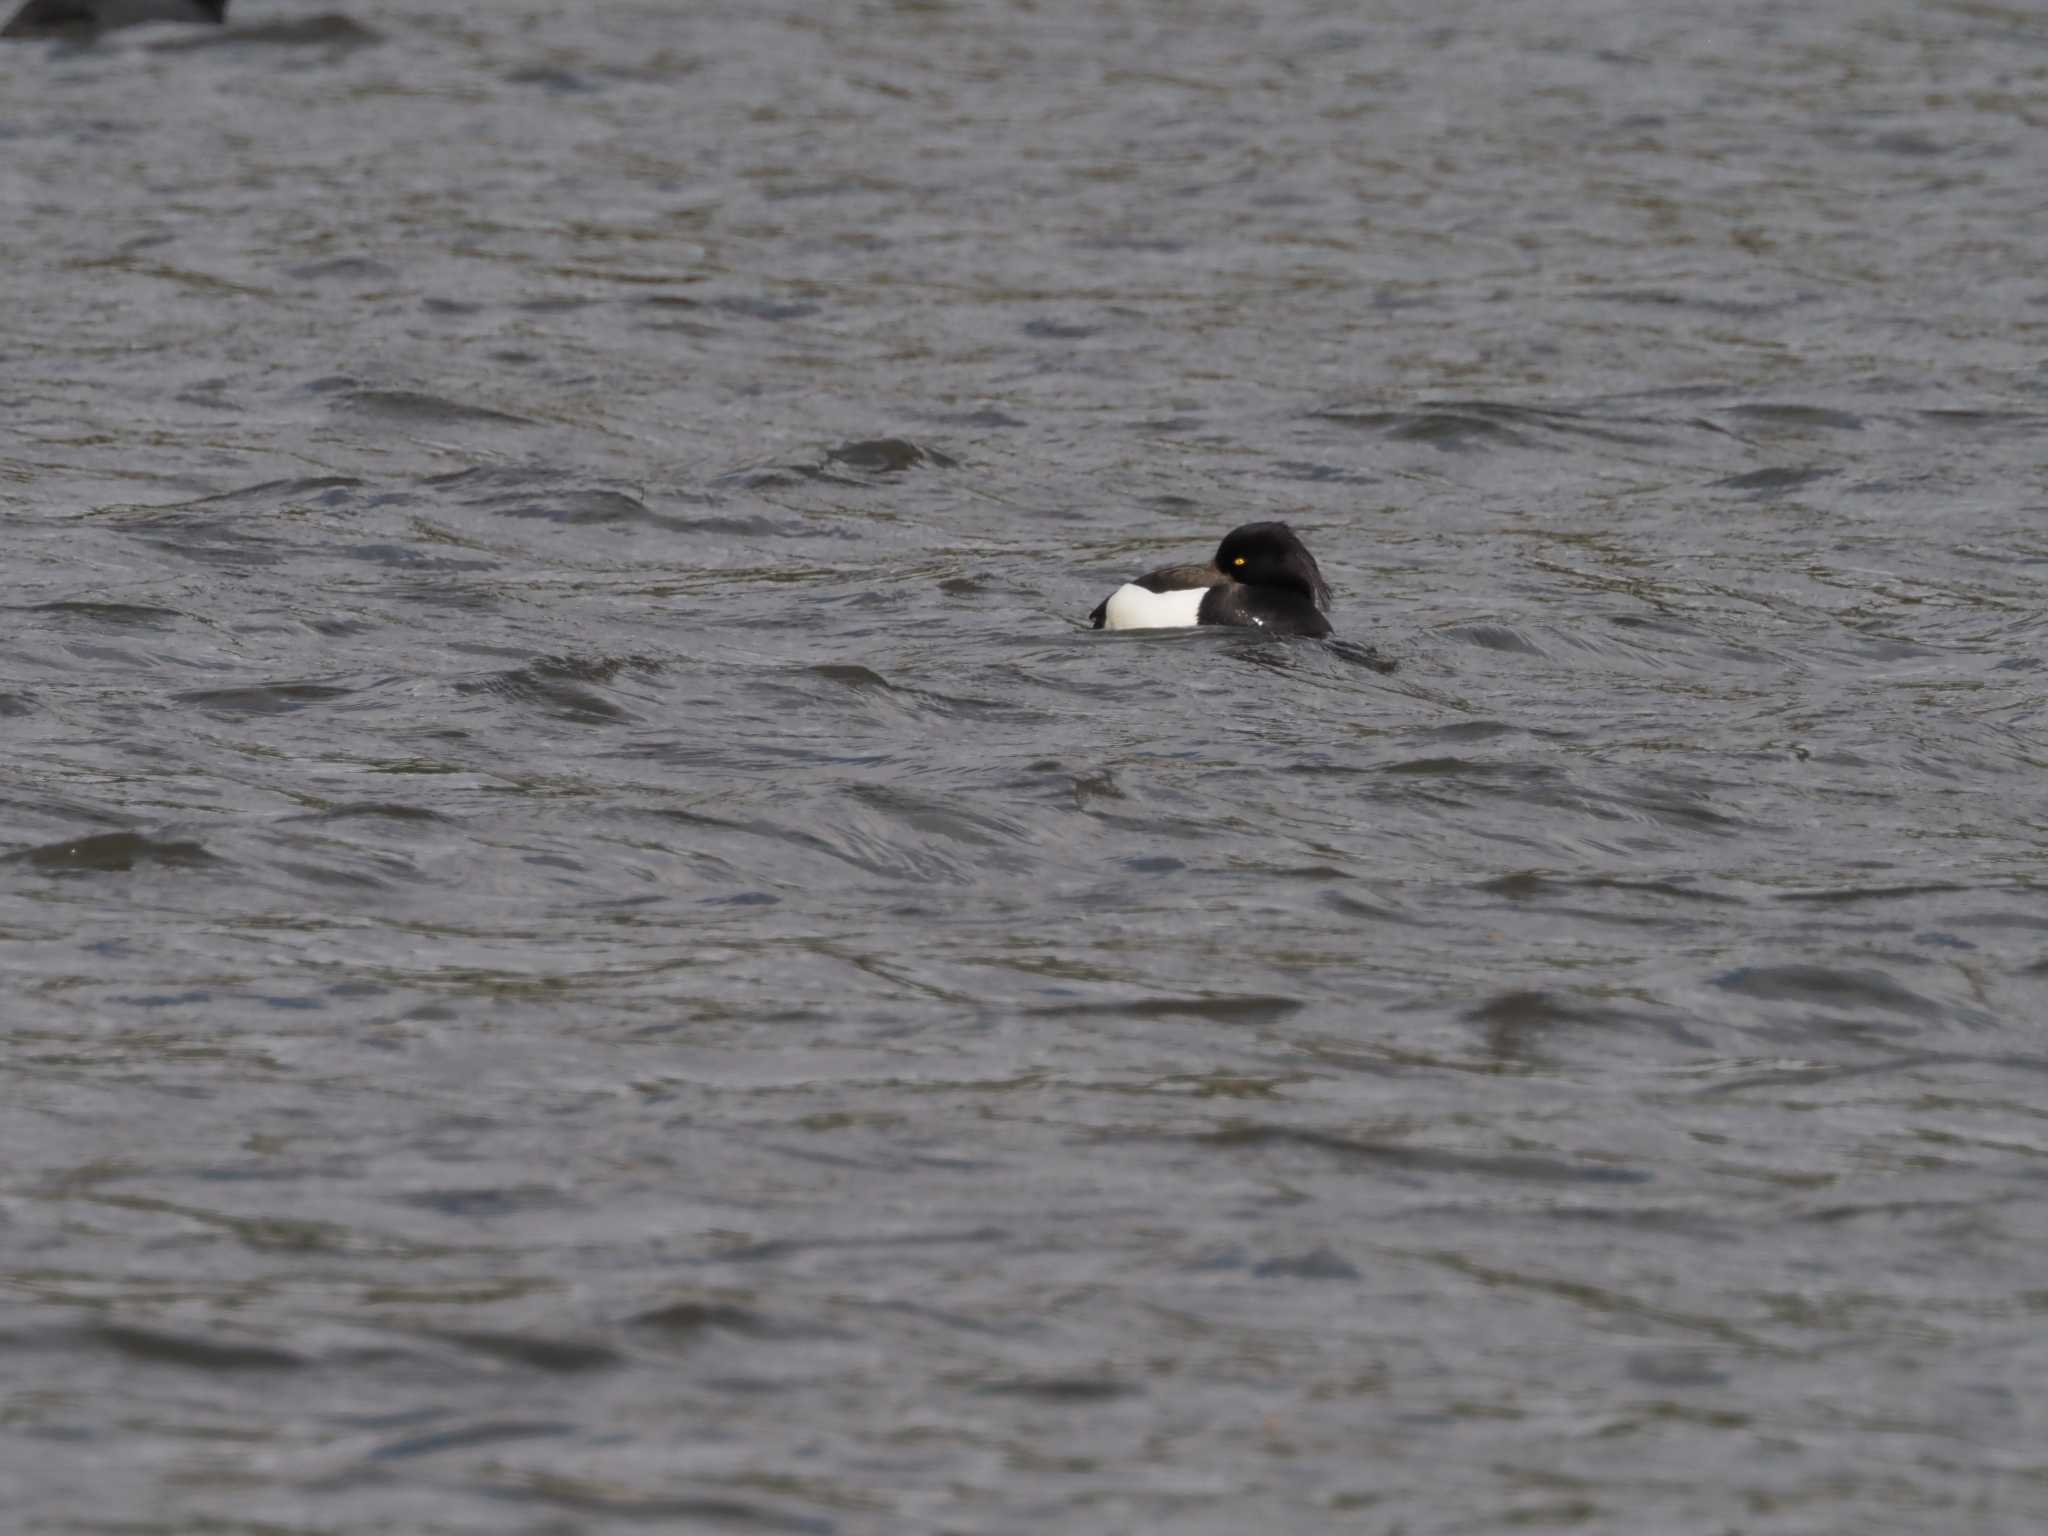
xmin=1214 ymin=522 xmax=1330 ymax=608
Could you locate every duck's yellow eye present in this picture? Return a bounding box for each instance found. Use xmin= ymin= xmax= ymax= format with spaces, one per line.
xmin=1232 ymin=556 xmax=1245 ymax=567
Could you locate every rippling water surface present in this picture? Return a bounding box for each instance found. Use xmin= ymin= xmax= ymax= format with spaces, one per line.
xmin=7 ymin=1 xmax=2048 ymax=1530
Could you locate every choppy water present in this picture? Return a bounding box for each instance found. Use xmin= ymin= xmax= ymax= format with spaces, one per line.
xmin=7 ymin=1 xmax=2048 ymax=1531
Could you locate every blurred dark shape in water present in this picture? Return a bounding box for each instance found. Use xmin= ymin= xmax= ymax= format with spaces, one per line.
xmin=1 ymin=0 xmax=222 ymax=39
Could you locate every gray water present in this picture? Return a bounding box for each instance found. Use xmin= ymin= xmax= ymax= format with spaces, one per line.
xmin=6 ymin=1 xmax=2048 ymax=1531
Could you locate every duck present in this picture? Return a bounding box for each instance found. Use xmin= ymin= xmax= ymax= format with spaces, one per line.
xmin=2 ymin=0 xmax=224 ymax=38
xmin=1089 ymin=521 xmax=1333 ymax=637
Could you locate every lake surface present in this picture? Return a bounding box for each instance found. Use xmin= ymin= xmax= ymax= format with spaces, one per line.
xmin=6 ymin=1 xmax=2048 ymax=1531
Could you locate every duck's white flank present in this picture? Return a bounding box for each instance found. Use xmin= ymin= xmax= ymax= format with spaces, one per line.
xmin=1099 ymin=583 xmax=1207 ymax=630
